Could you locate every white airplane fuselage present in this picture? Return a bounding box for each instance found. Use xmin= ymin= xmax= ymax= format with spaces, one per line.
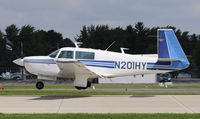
xmin=13 ymin=29 xmax=190 ymax=89
xmin=22 ymin=48 xmax=162 ymax=79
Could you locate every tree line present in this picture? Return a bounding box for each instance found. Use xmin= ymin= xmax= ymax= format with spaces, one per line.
xmin=0 ymin=22 xmax=200 ymax=77
xmin=0 ymin=24 xmax=74 ymax=67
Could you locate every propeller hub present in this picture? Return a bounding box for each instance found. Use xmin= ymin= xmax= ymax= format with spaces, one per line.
xmin=13 ymin=58 xmax=24 ymax=66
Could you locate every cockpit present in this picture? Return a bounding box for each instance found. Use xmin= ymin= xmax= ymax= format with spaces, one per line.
xmin=49 ymin=49 xmax=95 ymax=60
xmin=49 ymin=49 xmax=60 ymax=58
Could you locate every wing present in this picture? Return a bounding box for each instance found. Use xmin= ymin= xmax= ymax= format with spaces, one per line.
xmin=56 ymin=59 xmax=100 ymax=78
xmin=56 ymin=59 xmax=101 ymax=87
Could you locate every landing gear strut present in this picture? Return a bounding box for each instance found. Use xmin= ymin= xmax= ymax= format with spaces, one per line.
xmin=36 ymin=81 xmax=44 ymax=90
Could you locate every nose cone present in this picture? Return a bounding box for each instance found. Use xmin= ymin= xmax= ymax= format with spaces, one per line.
xmin=13 ymin=58 xmax=24 ymax=66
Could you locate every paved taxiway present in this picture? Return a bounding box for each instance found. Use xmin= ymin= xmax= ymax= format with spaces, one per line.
xmin=0 ymin=95 xmax=200 ymax=113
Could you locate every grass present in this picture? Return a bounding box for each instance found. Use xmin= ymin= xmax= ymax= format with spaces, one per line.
xmin=1 ymin=85 xmax=200 ymax=95
xmin=2 ymin=85 xmax=75 ymax=89
xmin=0 ymin=90 xmax=200 ymax=95
xmin=94 ymin=85 xmax=200 ymax=89
xmin=0 ymin=113 xmax=200 ymax=119
xmin=2 ymin=85 xmax=200 ymax=89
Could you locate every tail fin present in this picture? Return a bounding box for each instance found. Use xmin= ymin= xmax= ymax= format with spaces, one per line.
xmin=157 ymin=29 xmax=189 ymax=69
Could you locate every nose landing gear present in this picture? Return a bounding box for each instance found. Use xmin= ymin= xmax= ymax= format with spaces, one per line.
xmin=36 ymin=81 xmax=44 ymax=90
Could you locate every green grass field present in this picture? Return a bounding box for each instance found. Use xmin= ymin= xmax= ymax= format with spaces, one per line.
xmin=0 ymin=113 xmax=200 ymax=119
xmin=0 ymin=85 xmax=200 ymax=95
xmin=2 ymin=85 xmax=200 ymax=89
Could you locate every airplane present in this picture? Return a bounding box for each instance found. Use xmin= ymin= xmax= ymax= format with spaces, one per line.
xmin=13 ymin=29 xmax=189 ymax=90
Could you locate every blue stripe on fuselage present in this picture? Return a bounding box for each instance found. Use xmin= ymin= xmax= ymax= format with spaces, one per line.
xmin=147 ymin=61 xmax=171 ymax=66
xmin=24 ymin=59 xmax=56 ymax=64
xmin=24 ymin=59 xmax=175 ymax=70
xmin=78 ymin=60 xmax=115 ymax=68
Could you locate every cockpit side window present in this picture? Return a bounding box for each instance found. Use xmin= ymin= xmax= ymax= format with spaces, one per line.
xmin=58 ymin=51 xmax=74 ymax=59
xmin=49 ymin=49 xmax=60 ymax=58
xmin=75 ymin=51 xmax=95 ymax=59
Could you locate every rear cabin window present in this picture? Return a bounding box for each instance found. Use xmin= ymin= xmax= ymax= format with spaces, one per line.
xmin=58 ymin=51 xmax=74 ymax=59
xmin=75 ymin=51 xmax=95 ymax=59
xmin=49 ymin=49 xmax=60 ymax=58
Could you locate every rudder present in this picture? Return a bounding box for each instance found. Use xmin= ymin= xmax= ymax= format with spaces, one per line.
xmin=157 ymin=29 xmax=189 ymax=69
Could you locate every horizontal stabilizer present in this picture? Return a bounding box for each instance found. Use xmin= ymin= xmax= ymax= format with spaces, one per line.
xmin=158 ymin=58 xmax=182 ymax=62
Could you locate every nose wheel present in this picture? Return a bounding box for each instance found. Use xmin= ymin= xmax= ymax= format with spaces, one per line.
xmin=36 ymin=81 xmax=44 ymax=90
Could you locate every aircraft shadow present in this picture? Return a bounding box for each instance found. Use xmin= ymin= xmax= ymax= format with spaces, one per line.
xmin=129 ymin=95 xmax=155 ymax=98
xmin=30 ymin=95 xmax=90 ymax=100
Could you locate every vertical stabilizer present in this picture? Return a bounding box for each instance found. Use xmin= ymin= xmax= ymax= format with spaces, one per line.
xmin=157 ymin=29 xmax=189 ymax=69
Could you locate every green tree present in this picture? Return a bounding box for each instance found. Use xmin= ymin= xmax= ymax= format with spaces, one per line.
xmin=0 ymin=30 xmax=6 ymax=66
xmin=193 ymin=39 xmax=200 ymax=69
xmin=59 ymin=37 xmax=74 ymax=48
xmin=18 ymin=25 xmax=35 ymax=56
xmin=5 ymin=24 xmax=19 ymax=41
xmin=5 ymin=24 xmax=20 ymax=54
xmin=4 ymin=24 xmax=20 ymax=66
xmin=133 ymin=22 xmax=149 ymax=54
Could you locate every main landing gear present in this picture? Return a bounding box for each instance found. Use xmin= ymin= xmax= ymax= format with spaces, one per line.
xmin=36 ymin=81 xmax=44 ymax=90
xmin=75 ymin=81 xmax=91 ymax=90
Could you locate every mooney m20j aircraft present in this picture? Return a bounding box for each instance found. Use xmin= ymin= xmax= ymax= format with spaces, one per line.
xmin=13 ymin=29 xmax=189 ymax=90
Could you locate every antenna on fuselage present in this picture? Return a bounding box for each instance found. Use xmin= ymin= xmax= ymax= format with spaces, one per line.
xmin=74 ymin=42 xmax=82 ymax=48
xmin=120 ymin=48 xmax=129 ymax=54
xmin=105 ymin=41 xmax=115 ymax=51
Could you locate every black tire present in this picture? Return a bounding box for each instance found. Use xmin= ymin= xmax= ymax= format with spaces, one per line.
xmin=87 ymin=81 xmax=91 ymax=87
xmin=75 ymin=86 xmax=87 ymax=90
xmin=36 ymin=81 xmax=44 ymax=90
xmin=75 ymin=81 xmax=91 ymax=90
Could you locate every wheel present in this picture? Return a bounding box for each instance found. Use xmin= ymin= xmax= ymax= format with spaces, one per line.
xmin=75 ymin=81 xmax=91 ymax=90
xmin=75 ymin=86 xmax=87 ymax=90
xmin=36 ymin=81 xmax=44 ymax=90
xmin=87 ymin=81 xmax=91 ymax=87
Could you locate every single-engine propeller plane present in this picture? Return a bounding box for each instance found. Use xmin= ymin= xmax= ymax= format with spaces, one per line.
xmin=13 ymin=29 xmax=189 ymax=90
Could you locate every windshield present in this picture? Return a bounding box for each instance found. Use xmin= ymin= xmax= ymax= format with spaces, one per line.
xmin=58 ymin=51 xmax=74 ymax=59
xmin=49 ymin=49 xmax=60 ymax=58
